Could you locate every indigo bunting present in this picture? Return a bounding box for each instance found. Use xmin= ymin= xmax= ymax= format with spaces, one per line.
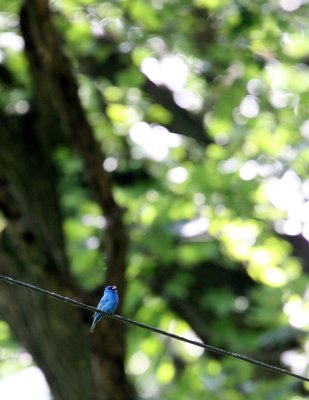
xmin=89 ymin=285 xmax=119 ymax=333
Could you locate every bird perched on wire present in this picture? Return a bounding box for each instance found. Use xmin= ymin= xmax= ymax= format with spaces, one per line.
xmin=89 ymin=285 xmax=119 ymax=333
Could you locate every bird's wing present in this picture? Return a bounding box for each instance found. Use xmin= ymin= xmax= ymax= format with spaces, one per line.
xmin=92 ymin=296 xmax=109 ymax=316
xmin=98 ymin=296 xmax=109 ymax=309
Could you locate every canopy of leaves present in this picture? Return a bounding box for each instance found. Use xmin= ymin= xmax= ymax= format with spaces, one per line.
xmin=1 ymin=0 xmax=309 ymax=398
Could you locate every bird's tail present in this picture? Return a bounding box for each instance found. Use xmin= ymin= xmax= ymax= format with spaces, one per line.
xmin=89 ymin=320 xmax=97 ymax=333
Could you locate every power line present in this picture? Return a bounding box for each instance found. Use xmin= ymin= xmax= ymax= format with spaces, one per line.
xmin=0 ymin=273 xmax=308 ymax=383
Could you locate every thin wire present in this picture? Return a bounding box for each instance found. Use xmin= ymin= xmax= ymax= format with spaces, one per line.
xmin=0 ymin=274 xmax=308 ymax=383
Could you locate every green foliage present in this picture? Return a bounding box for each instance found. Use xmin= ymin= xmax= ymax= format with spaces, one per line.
xmin=0 ymin=322 xmax=32 ymax=378
xmin=1 ymin=0 xmax=309 ymax=397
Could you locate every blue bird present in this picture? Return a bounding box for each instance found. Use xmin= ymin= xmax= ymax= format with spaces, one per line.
xmin=90 ymin=285 xmax=119 ymax=333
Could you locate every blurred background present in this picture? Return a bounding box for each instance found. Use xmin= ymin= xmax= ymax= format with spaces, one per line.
xmin=0 ymin=0 xmax=309 ymax=399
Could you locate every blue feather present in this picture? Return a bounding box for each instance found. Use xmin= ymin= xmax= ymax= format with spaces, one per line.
xmin=89 ymin=286 xmax=119 ymax=333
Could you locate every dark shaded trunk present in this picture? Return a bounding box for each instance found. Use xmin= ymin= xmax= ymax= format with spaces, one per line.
xmin=0 ymin=1 xmax=129 ymax=399
xmin=0 ymin=177 xmax=95 ymax=400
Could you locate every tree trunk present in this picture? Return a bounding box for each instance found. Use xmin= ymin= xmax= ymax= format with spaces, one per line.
xmin=0 ymin=1 xmax=130 ymax=398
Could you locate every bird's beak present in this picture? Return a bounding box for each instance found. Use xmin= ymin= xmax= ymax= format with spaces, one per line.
xmin=112 ymin=286 xmax=117 ymax=289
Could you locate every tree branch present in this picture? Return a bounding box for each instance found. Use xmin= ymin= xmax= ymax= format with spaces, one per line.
xmin=20 ymin=0 xmax=128 ymax=295
xmin=143 ymin=79 xmax=212 ymax=146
